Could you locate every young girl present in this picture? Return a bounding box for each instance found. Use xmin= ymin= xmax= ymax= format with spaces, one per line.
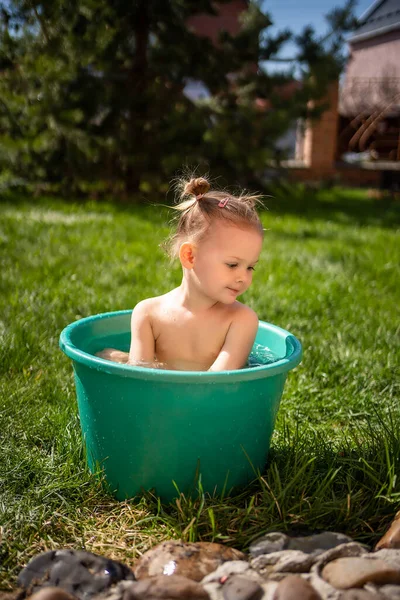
xmin=98 ymin=176 xmax=264 ymax=371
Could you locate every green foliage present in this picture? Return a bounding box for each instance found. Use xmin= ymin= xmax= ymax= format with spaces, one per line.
xmin=0 ymin=0 xmax=357 ymax=194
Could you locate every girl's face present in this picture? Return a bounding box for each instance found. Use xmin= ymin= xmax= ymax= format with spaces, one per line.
xmin=191 ymin=221 xmax=263 ymax=304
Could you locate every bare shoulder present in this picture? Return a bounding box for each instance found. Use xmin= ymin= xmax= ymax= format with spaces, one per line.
xmin=131 ymin=296 xmax=159 ymax=320
xmin=131 ymin=292 xmax=172 ymax=319
xmin=230 ymin=302 xmax=259 ymax=327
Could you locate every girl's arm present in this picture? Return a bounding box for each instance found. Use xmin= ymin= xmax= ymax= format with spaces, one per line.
xmin=128 ymin=300 xmax=156 ymax=365
xmin=208 ymin=307 xmax=259 ymax=372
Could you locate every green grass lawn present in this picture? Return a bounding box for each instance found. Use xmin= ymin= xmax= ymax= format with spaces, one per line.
xmin=1 ymin=185 xmax=399 ymax=588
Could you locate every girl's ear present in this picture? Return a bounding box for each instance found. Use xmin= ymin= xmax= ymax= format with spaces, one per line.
xmin=179 ymin=242 xmax=196 ymax=269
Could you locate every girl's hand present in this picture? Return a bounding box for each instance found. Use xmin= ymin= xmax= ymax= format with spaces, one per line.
xmin=208 ymin=307 xmax=259 ymax=372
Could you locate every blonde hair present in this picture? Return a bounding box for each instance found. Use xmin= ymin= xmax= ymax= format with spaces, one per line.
xmin=166 ymin=176 xmax=264 ymax=258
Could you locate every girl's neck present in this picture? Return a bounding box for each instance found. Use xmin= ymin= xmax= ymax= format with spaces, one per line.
xmin=174 ymin=277 xmax=218 ymax=313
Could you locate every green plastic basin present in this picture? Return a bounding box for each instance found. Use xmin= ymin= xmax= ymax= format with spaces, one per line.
xmin=59 ymin=310 xmax=302 ymax=501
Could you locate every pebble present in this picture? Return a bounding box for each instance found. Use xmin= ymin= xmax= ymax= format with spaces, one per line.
xmin=373 ymin=550 xmax=400 ymax=571
xmin=307 ymin=571 xmax=342 ymax=600
xmin=251 ymin=550 xmax=316 ymax=574
xmin=249 ymin=532 xmax=353 ymax=559
xmin=11 ymin=526 xmax=400 ymax=600
xmin=340 ymin=590 xmax=386 ymax=599
xmin=376 ymin=515 xmax=400 ymax=550
xmin=273 ymin=550 xmax=317 ymax=573
xmin=273 ymin=574 xmax=321 ymax=599
xmin=259 ymin=581 xmax=280 ymax=600
xmin=201 ymin=561 xmax=251 ymax=584
xmin=379 ymin=585 xmax=400 ymax=599
xmin=122 ymin=575 xmax=209 ymax=599
xmin=322 ymin=557 xmax=400 ymax=589
xmin=134 ymin=541 xmax=245 ymax=582
xmin=222 ymin=576 xmax=263 ymax=600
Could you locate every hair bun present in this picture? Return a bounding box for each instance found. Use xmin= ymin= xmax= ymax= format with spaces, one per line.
xmin=184 ymin=177 xmax=210 ymax=198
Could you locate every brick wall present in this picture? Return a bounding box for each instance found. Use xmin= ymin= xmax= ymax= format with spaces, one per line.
xmin=303 ymin=81 xmax=339 ymax=171
xmin=289 ymin=81 xmax=382 ymax=187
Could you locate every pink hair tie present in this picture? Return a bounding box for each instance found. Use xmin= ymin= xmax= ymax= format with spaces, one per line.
xmin=218 ymin=197 xmax=229 ymax=208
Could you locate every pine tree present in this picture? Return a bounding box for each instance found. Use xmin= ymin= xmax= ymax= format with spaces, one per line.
xmin=0 ymin=0 xmax=358 ymax=195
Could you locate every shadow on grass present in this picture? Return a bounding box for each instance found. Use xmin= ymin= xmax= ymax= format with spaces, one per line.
xmin=2 ymin=182 xmax=400 ymax=230
xmin=0 ymin=190 xmax=170 ymax=228
xmin=153 ymin=412 xmax=400 ymax=549
xmin=263 ymin=182 xmax=400 ymax=230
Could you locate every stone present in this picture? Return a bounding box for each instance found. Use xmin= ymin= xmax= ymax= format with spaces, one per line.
xmin=313 ymin=542 xmax=370 ymax=571
xmin=322 ymin=557 xmax=400 ymax=589
xmin=133 ymin=542 xmax=245 ymax=582
xmin=122 ymin=575 xmax=209 ymax=599
xmin=259 ymin=582 xmax=279 ymax=600
xmin=201 ymin=562 xmax=251 ymax=584
xmin=373 ymin=550 xmax=400 ymax=570
xmin=340 ymin=590 xmax=386 ymax=599
xmin=202 ymin=564 xmax=264 ymax=600
xmin=307 ymin=570 xmax=342 ymax=600
xmin=97 ymin=581 xmax=135 ymax=600
xmin=222 ymin=576 xmax=263 ymax=600
xmin=376 ymin=513 xmax=400 ymax=550
xmin=251 ymin=552 xmax=286 ymax=572
xmin=249 ymin=534 xmax=288 ymax=558
xmin=273 ymin=575 xmax=321 ymax=600
xmin=252 ymin=550 xmax=316 ymax=575
xmin=272 ymin=551 xmax=317 ymax=573
xmin=250 ymin=550 xmax=287 ymax=575
xmin=28 ymin=589 xmax=77 ymax=600
xmin=288 ymin=533 xmax=353 ymax=555
xmin=18 ymin=550 xmax=134 ymax=598
xmin=379 ymin=584 xmax=400 ymax=599
xmin=199 ymin=582 xmax=223 ymax=600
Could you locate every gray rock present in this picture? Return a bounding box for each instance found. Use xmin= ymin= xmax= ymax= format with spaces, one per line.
xmin=379 ymin=585 xmax=400 ymax=599
xmin=17 ymin=550 xmax=134 ymax=599
xmin=322 ymin=557 xmax=400 ymax=589
xmin=288 ymin=533 xmax=353 ymax=555
xmin=249 ymin=534 xmax=289 ymax=558
xmin=307 ymin=570 xmax=343 ymax=600
xmin=273 ymin=574 xmax=321 ymax=599
xmin=251 ymin=552 xmax=286 ymax=571
xmin=202 ymin=582 xmax=223 ymax=600
xmin=373 ymin=550 xmax=400 ymax=571
xmin=222 ymin=576 xmax=263 ymax=600
xmin=272 ymin=551 xmax=317 ymax=574
xmin=99 ymin=581 xmax=135 ymax=600
xmin=252 ymin=550 xmax=317 ymax=576
xmin=202 ymin=562 xmax=251 ymax=584
xmin=260 ymin=581 xmax=279 ymax=600
xmin=202 ymin=564 xmax=264 ymax=600
xmin=341 ymin=590 xmax=386 ymax=599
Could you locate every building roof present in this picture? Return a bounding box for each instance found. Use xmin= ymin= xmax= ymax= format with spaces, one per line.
xmin=349 ymin=0 xmax=400 ymax=43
